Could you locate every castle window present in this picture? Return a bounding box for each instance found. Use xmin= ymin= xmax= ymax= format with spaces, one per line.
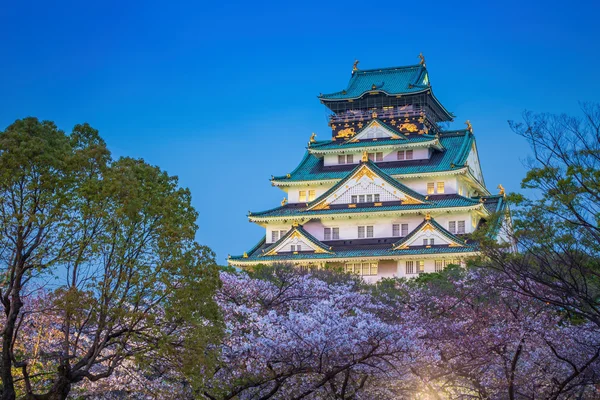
xmin=392 ymin=224 xmax=400 ymax=236
xmin=358 ymin=225 xmax=374 ymax=239
xmin=366 ymin=194 xmax=373 ymax=202
xmin=406 ymin=261 xmax=415 ymax=274
xmin=435 ymin=260 xmax=444 ymax=272
xmin=437 ymin=182 xmax=445 ymax=194
xmin=423 ymin=238 xmax=427 ymax=246
xmin=374 ymin=194 xmax=380 ymax=202
xmin=359 ymin=195 xmax=365 ymax=203
xmin=346 ymin=154 xmax=354 ymax=163
xmin=406 ymin=150 xmax=413 ymax=160
xmin=401 ymin=224 xmax=408 ymax=237
xmin=308 ymin=190 xmax=316 ymax=201
xmin=449 ymin=221 xmax=456 ymax=234
xmin=427 ymin=182 xmax=435 ymax=194
xmin=457 ymin=221 xmax=466 ymax=234
xmin=345 ymin=262 xmax=378 ymax=276
xmin=271 ymin=231 xmax=279 ymax=242
xmin=368 ymin=152 xmax=383 ymax=162
xmin=351 ymin=195 xmax=357 ymax=203
xmin=417 ymin=260 xmax=425 ymax=273
xmin=299 ymin=190 xmax=306 ymax=202
xmin=397 ymin=151 xmax=405 ymax=160
xmin=338 ymin=155 xmax=346 ymax=164
xmin=324 ymin=227 xmax=339 ymax=240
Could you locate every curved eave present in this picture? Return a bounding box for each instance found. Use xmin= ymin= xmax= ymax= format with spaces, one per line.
xmin=320 ymin=87 xmax=430 ymax=102
xmin=271 ymin=166 xmax=471 ymax=187
xmin=308 ymin=138 xmax=444 ymax=155
xmin=228 ymin=249 xmax=480 ymax=267
xmin=248 ymin=202 xmax=487 ymax=224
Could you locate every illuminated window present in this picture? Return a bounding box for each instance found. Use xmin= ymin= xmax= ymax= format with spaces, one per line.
xmin=345 ymin=262 xmax=378 ymax=276
xmin=308 ymin=190 xmax=316 ymax=201
xmin=435 ymin=260 xmax=444 ymax=272
xmin=417 ymin=260 xmax=425 ymax=274
xmin=427 ymin=182 xmax=435 ymax=194
xmin=437 ymin=182 xmax=445 ymax=194
xmin=299 ymin=190 xmax=306 ymax=202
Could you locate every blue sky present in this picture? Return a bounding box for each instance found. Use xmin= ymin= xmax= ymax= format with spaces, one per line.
xmin=1 ymin=0 xmax=599 ymax=263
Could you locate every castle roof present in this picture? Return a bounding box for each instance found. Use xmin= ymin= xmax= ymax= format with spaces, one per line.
xmin=248 ymin=194 xmax=485 ymax=222
xmin=273 ymin=130 xmax=476 ymax=184
xmin=319 ymin=64 xmax=430 ymax=100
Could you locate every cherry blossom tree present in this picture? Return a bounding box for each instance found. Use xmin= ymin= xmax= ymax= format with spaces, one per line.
xmin=202 ymin=266 xmax=600 ymax=399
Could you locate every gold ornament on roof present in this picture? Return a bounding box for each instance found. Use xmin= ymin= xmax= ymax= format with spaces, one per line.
xmin=498 ymin=184 xmax=506 ymax=196
xmin=352 ymin=59 xmax=360 ymax=72
xmin=425 ymin=212 xmax=431 ymax=220
xmin=309 ymin=132 xmax=317 ymax=143
xmin=292 ymin=220 xmax=299 ymax=227
xmin=336 ymin=127 xmax=356 ymax=138
xmin=400 ymin=123 xmax=418 ymax=132
xmin=243 ymin=252 xmax=248 ymax=258
xmin=465 ymin=120 xmax=473 ymax=133
xmin=281 ymin=197 xmax=287 ymax=206
xmin=419 ymin=52 xmax=426 ymax=68
xmin=372 ymin=111 xmax=378 ymax=118
xmin=361 ymin=151 xmax=369 ymax=162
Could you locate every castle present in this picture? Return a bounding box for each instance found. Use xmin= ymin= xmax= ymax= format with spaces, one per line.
xmin=228 ymin=56 xmax=508 ymax=281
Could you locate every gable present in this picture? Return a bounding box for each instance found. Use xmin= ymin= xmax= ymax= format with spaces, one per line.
xmin=309 ymin=163 xmax=425 ymax=210
xmin=263 ymin=227 xmax=332 ymax=256
xmin=466 ymin=143 xmax=484 ymax=184
xmin=394 ymin=217 xmax=465 ymax=250
xmin=347 ymin=120 xmax=403 ymax=142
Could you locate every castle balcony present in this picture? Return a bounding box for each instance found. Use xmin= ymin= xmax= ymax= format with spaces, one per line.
xmin=329 ymin=106 xmax=427 ymax=125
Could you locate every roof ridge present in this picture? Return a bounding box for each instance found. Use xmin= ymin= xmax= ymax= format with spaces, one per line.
xmin=353 ymin=64 xmax=423 ymax=74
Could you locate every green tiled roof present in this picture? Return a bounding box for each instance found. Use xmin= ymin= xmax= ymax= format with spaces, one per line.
xmin=319 ymin=65 xmax=430 ymax=100
xmin=230 ymin=243 xmax=479 ymax=263
xmin=274 ymin=131 xmax=474 ymax=183
xmin=309 ymin=134 xmax=439 ymax=153
xmin=249 ymin=195 xmax=482 ymax=220
xmin=306 ymin=160 xmax=426 ymax=210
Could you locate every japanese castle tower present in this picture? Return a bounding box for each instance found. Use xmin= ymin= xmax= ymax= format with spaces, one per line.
xmin=229 ymin=57 xmax=508 ymax=281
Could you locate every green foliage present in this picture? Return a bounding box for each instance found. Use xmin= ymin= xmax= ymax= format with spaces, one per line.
xmin=0 ymin=117 xmax=222 ymax=399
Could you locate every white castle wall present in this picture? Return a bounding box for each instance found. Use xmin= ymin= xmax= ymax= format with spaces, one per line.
xmin=265 ymin=211 xmax=476 ymax=243
xmin=323 ymin=147 xmax=430 ymax=166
